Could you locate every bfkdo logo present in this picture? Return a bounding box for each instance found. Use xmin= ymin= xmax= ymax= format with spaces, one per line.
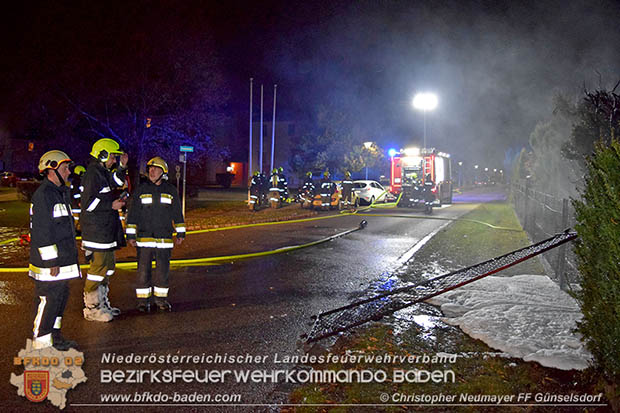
xmin=10 ymin=341 xmax=88 ymax=409
xmin=25 ymin=371 xmax=49 ymax=402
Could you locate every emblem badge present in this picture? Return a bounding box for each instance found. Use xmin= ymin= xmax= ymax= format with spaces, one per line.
xmin=24 ymin=370 xmax=49 ymax=403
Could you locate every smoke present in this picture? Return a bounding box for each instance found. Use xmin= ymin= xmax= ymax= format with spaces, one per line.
xmin=264 ymin=0 xmax=620 ymax=175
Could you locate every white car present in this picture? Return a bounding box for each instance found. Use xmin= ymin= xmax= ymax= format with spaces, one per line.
xmin=353 ymin=180 xmax=389 ymax=205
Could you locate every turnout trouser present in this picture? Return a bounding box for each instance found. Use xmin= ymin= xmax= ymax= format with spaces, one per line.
xmin=341 ymin=189 xmax=352 ymax=206
xmin=84 ymin=251 xmax=115 ymax=293
xmin=32 ymin=279 xmax=70 ymax=349
xmin=136 ymin=247 xmax=171 ymax=303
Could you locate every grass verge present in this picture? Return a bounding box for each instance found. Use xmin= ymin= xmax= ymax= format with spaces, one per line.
xmin=0 ymin=200 xmax=30 ymax=228
xmin=184 ymin=200 xmax=319 ymax=229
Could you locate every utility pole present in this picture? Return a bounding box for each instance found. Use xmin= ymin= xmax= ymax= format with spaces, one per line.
xmin=270 ymin=84 xmax=277 ymax=172
xmin=248 ymin=78 xmax=253 ymax=181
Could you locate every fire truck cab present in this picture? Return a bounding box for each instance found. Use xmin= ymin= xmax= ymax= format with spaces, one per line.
xmin=390 ymin=147 xmax=452 ymax=205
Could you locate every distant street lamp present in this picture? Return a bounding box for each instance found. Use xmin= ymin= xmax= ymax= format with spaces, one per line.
xmin=412 ymin=93 xmax=438 ymax=149
xmin=458 ymin=161 xmax=463 ymax=187
xmin=363 ymin=141 xmax=373 ymax=179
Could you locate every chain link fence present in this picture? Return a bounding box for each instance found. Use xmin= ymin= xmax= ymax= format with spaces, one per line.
xmin=511 ymin=180 xmax=580 ymax=289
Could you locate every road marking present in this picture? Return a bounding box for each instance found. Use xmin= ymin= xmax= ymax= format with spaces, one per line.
xmin=397 ymin=221 xmax=452 ymax=265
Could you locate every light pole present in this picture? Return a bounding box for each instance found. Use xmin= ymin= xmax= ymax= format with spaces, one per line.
xmin=458 ymin=161 xmax=463 ymax=187
xmin=412 ymin=93 xmax=438 ymax=150
xmin=364 ymin=141 xmax=373 ymax=180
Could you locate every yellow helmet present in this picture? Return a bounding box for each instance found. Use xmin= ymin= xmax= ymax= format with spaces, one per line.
xmin=146 ymin=156 xmax=168 ymax=174
xmin=90 ymin=138 xmax=123 ymax=162
xmin=323 ymin=171 xmax=330 ymax=178
xmin=345 ymin=171 xmax=351 ymax=178
xmin=38 ymin=150 xmax=72 ymax=173
xmin=73 ymin=165 xmax=86 ymax=176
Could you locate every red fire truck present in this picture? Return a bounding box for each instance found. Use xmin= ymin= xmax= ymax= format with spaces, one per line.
xmin=389 ymin=147 xmax=453 ymax=205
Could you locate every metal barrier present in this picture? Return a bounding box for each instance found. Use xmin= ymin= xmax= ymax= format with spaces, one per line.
xmin=511 ymin=180 xmax=579 ymax=289
xmin=304 ymin=230 xmax=578 ymax=343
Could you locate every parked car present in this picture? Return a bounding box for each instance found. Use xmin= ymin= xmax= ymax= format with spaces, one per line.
xmin=353 ymin=180 xmax=390 ymax=205
xmin=1 ymin=171 xmax=36 ymax=187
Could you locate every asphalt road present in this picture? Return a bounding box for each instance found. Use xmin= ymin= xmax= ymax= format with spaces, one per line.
xmin=1 ymin=201 xmax=479 ymax=412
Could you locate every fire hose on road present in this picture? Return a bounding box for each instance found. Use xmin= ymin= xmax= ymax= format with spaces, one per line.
xmin=0 ymin=220 xmax=369 ymax=272
xmin=303 ymin=230 xmax=578 ymax=343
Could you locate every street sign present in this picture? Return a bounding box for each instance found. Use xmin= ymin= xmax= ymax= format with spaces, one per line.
xmin=180 ymin=145 xmax=194 ymax=153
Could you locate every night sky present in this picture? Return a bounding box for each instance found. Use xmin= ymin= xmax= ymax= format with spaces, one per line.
xmin=1 ymin=0 xmax=619 ymax=168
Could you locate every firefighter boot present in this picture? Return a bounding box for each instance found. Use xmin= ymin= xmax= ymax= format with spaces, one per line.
xmin=137 ymin=299 xmax=151 ymax=313
xmin=52 ymin=330 xmax=78 ymax=351
xmin=83 ymin=290 xmax=113 ymax=322
xmin=99 ymin=285 xmax=121 ymax=316
xmin=155 ymin=299 xmax=172 ymax=312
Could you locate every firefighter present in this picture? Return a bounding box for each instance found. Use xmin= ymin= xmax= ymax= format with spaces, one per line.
xmin=269 ymin=168 xmax=281 ymax=208
xmin=319 ymin=171 xmax=334 ymax=210
xmin=126 ymin=157 xmax=185 ymax=313
xmin=300 ymin=171 xmax=315 ymax=205
xmin=80 ymin=138 xmax=128 ymax=322
xmin=423 ymin=173 xmax=435 ymax=213
xmin=29 ymin=150 xmax=80 ymax=350
xmin=400 ymin=172 xmax=419 ymax=208
xmin=341 ymin=171 xmax=354 ymax=208
xmin=69 ymin=165 xmax=85 ymax=220
xmin=249 ymin=171 xmax=261 ymax=211
xmin=277 ymin=166 xmax=289 ymax=202
xmin=259 ymin=172 xmax=269 ymax=206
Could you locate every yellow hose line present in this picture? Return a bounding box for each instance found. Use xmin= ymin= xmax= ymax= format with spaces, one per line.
xmin=354 ymin=213 xmax=522 ymax=231
xmin=0 ymin=210 xmax=360 ymax=246
xmin=0 ymin=226 xmax=360 ymax=273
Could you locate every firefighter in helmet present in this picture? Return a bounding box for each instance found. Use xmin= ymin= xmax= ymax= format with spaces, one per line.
xmin=341 ymin=171 xmax=354 ymax=208
xmin=69 ymin=165 xmax=86 ymax=223
xmin=277 ymin=166 xmax=289 ymax=202
xmin=80 ymin=138 xmax=129 ymax=322
xmin=126 ymin=156 xmax=185 ymax=312
xmin=423 ymin=173 xmax=435 ymax=213
xmin=269 ymin=168 xmax=281 ymax=207
xmin=319 ymin=171 xmax=334 ymax=209
xmin=249 ymin=171 xmax=261 ymax=210
xmin=300 ymin=171 xmax=315 ymax=204
xmin=29 ymin=150 xmax=80 ymax=350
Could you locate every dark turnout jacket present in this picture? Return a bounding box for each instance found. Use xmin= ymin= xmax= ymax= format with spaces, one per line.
xmin=80 ymin=158 xmax=127 ymax=251
xmin=125 ymin=180 xmax=185 ymax=248
xmin=29 ymin=178 xmax=80 ymax=281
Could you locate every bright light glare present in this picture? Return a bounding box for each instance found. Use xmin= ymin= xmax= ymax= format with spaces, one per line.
xmin=363 ymin=141 xmax=373 ymax=149
xmin=388 ymin=148 xmax=397 ymax=157
xmin=412 ymin=93 xmax=438 ymax=111
xmin=403 ymin=147 xmax=420 ymax=156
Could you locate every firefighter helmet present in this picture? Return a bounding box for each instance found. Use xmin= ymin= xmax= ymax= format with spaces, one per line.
xmin=345 ymin=171 xmax=351 ymax=178
xmin=306 ymin=171 xmax=312 ymax=178
xmin=323 ymin=171 xmax=330 ymax=178
xmin=272 ymin=168 xmax=278 ymax=174
xmin=278 ymin=166 xmax=284 ymax=173
xmin=73 ymin=165 xmax=86 ymax=176
xmin=90 ymin=138 xmax=123 ymax=162
xmin=147 ymin=156 xmax=168 ymax=174
xmin=253 ymin=171 xmax=260 ymax=176
xmin=38 ymin=150 xmax=72 ymax=173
